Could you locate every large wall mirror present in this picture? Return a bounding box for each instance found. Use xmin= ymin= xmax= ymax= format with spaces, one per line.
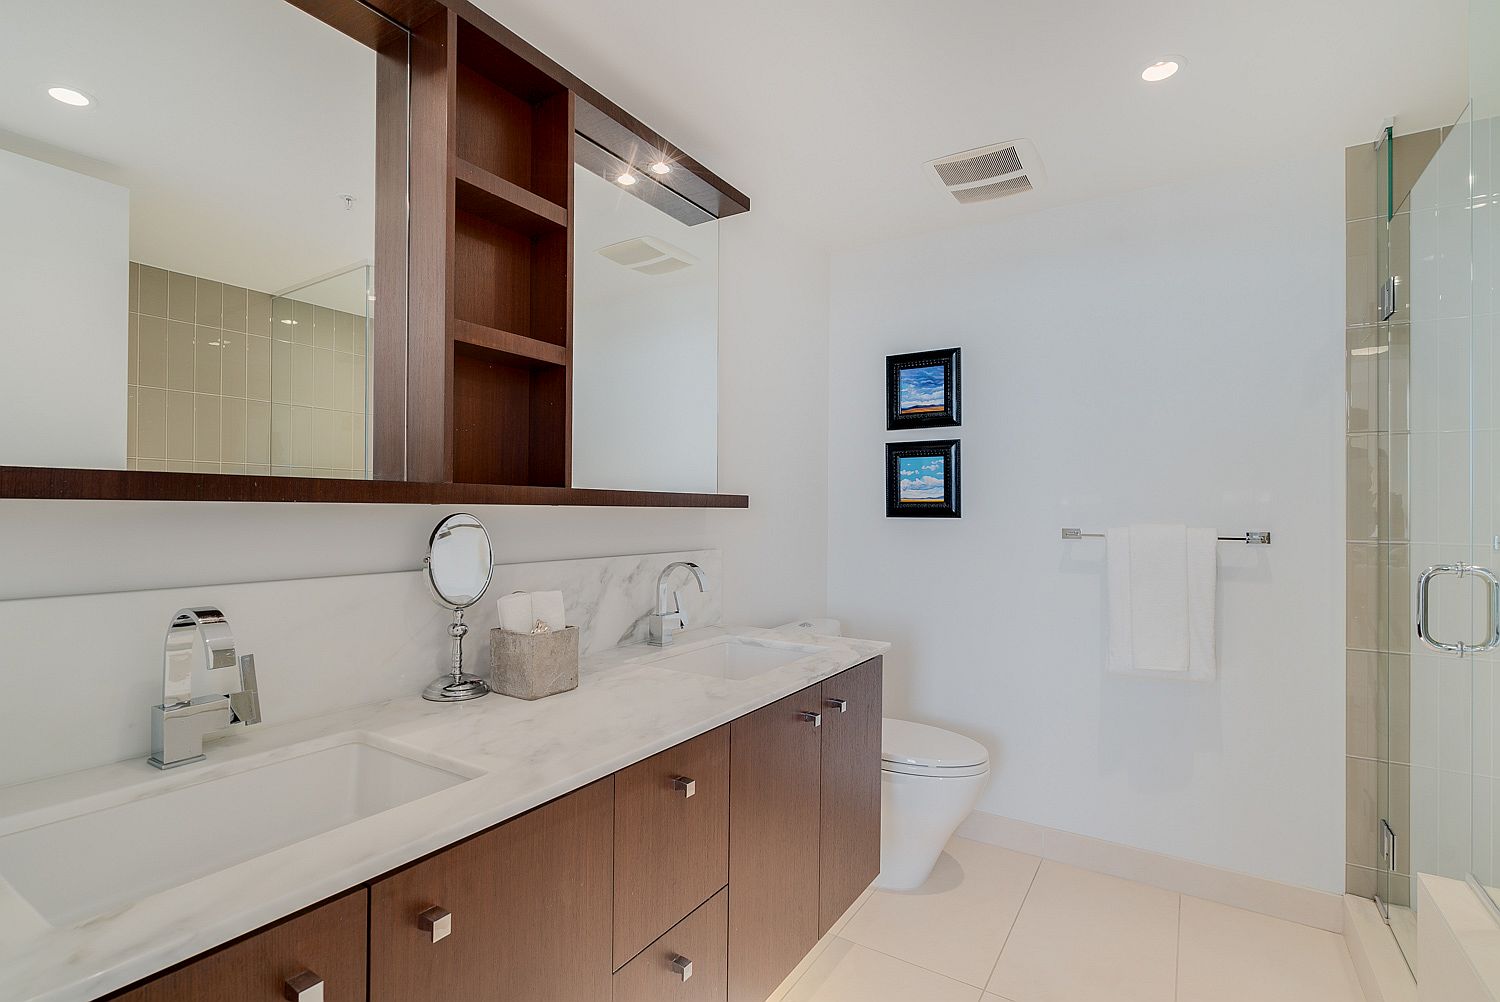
xmin=0 ymin=0 xmax=401 ymax=480
xmin=571 ymin=161 xmax=720 ymax=493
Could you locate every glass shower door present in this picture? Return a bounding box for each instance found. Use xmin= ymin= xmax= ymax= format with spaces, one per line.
xmin=1401 ymin=99 xmax=1491 ymax=970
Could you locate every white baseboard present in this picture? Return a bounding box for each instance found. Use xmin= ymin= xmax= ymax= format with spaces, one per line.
xmin=1343 ymin=894 xmax=1417 ymax=1002
xmin=957 ymin=810 xmax=1344 ymax=933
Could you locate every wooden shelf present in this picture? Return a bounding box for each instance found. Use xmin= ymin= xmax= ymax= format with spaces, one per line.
xmin=0 ymin=466 xmax=749 ymax=508
xmin=452 ymin=319 xmax=566 ymax=367
xmin=455 ymin=158 xmax=567 ymax=235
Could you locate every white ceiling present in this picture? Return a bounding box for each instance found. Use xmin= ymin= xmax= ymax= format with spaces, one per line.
xmin=0 ymin=0 xmax=375 ymax=302
xmin=477 ymin=0 xmax=1470 ymax=250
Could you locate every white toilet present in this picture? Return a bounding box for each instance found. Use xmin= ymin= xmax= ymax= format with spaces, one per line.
xmin=772 ymin=619 xmax=990 ymax=892
xmin=876 ymin=718 xmax=990 ymax=890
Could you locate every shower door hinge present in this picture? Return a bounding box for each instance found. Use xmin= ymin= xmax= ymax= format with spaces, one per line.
xmin=1378 ymin=277 xmax=1397 ymax=321
xmin=1382 ymin=819 xmax=1398 ymax=873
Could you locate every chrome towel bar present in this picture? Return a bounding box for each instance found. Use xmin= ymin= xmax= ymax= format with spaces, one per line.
xmin=1061 ymin=528 xmax=1271 ymax=545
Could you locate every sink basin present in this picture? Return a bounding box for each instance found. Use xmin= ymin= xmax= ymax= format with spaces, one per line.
xmin=0 ymin=736 xmax=476 ymax=925
xmin=651 ymin=637 xmax=827 ymax=681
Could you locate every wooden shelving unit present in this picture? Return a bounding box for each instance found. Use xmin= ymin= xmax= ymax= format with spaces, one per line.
xmin=404 ymin=11 xmax=576 ymax=489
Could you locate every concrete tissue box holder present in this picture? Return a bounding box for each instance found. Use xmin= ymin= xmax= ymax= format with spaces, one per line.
xmin=489 ymin=626 xmax=579 ymax=700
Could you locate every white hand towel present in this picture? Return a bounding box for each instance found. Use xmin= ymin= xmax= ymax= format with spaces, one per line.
xmin=531 ymin=590 xmax=567 ymax=632
xmin=497 ymin=591 xmax=534 ymax=634
xmin=1107 ymin=525 xmax=1217 ymax=681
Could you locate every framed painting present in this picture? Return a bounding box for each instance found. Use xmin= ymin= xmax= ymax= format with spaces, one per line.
xmin=886 ymin=347 xmax=960 ymax=429
xmin=886 ymin=440 xmax=961 ymax=518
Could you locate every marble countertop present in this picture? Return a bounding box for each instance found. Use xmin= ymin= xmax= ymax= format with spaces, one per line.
xmin=0 ymin=625 xmax=888 ymax=1002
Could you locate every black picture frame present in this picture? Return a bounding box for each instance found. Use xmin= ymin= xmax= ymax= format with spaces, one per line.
xmin=886 ymin=440 xmax=961 ymax=518
xmin=886 ymin=347 xmax=961 ymax=429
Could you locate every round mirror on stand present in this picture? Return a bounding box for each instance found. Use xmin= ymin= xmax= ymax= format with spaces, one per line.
xmin=421 ymin=513 xmax=495 ymax=702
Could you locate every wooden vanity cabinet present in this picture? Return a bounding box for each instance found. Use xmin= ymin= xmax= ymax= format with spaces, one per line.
xmin=728 ymin=685 xmax=827 ymax=1002
xmin=367 ymin=778 xmax=613 ymax=1002
xmin=613 ymin=888 xmax=729 ymax=1002
xmin=818 ymin=656 xmax=884 ymax=935
xmin=96 ymin=657 xmax=882 ymax=1002
xmin=106 ymin=888 xmax=367 ymax=1002
xmin=613 ymin=725 xmax=729 ymax=969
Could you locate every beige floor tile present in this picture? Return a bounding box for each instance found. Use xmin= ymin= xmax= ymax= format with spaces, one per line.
xmin=785 ymin=938 xmax=982 ymax=1002
xmin=842 ymin=837 xmax=1039 ymax=987
xmin=987 ymin=861 xmax=1178 ymax=1002
xmin=1175 ymin=896 xmax=1363 ymax=1002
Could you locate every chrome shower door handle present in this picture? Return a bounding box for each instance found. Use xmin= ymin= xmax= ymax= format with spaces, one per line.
xmin=1416 ymin=563 xmax=1500 ymax=654
xmin=1471 ymin=564 xmax=1500 ymax=653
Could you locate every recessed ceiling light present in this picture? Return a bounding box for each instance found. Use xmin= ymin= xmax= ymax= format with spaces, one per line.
xmin=1141 ymin=57 xmax=1183 ymax=83
xmin=280 ymin=318 xmax=298 ymax=325
xmin=616 ymin=172 xmax=638 ymax=186
xmin=649 ymin=161 xmax=672 ymax=175
xmin=47 ymin=86 xmax=92 ymax=107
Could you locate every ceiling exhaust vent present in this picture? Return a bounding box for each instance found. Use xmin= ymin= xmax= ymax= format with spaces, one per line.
xmin=926 ymin=140 xmax=1043 ymax=205
xmin=596 ymin=236 xmax=697 ymax=275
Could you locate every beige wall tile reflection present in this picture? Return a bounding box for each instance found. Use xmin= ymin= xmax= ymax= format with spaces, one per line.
xmin=194 ymin=329 xmax=221 ymax=395
xmin=314 ymin=349 xmax=337 ymax=408
xmin=246 ymin=400 xmax=271 ymax=466
xmin=221 ymin=285 xmax=247 ymax=332
xmin=165 ymin=390 xmax=194 ymax=461
xmin=221 ymin=397 xmax=247 ymax=465
xmin=127 ymin=313 xmax=139 ymax=385
xmin=168 ymin=271 xmax=196 ymax=323
xmin=194 ymin=394 xmax=221 ymax=462
xmin=195 ymin=279 xmax=222 ymax=327
xmin=248 ymin=290 xmax=273 ymax=337
xmin=138 ymin=315 xmax=168 ymax=388
xmin=315 ymin=306 xmax=336 ymax=350
xmin=247 ymin=336 xmax=271 ymax=400
xmin=221 ymin=332 xmax=247 ymax=398
xmin=293 ymin=345 xmax=315 ymax=406
xmin=334 ymin=311 xmax=354 ymax=353
xmin=139 ymin=266 xmax=168 ymax=318
xmin=137 ymin=386 xmax=166 ymax=461
xmin=166 ymin=321 xmax=195 ymax=391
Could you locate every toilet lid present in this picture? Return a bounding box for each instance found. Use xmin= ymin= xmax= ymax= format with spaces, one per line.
xmin=881 ymin=718 xmax=989 ymax=777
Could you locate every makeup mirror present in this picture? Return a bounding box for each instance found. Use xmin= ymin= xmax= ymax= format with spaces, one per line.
xmin=422 ymin=513 xmax=494 ymax=702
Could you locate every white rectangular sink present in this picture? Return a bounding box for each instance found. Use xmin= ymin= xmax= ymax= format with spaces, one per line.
xmin=0 ymin=736 xmax=476 ymax=926
xmin=651 ymin=637 xmax=827 ymax=681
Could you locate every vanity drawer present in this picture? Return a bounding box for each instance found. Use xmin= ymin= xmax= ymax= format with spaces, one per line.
xmin=613 ymin=887 xmax=728 ymax=1002
xmin=613 ymin=725 xmax=730 ymax=968
xmin=107 ymin=887 xmax=367 ymax=1002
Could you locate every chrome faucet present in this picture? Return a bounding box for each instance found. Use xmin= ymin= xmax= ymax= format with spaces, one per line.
xmin=148 ymin=607 xmax=262 ymax=769
xmin=649 ymin=562 xmax=710 ymax=647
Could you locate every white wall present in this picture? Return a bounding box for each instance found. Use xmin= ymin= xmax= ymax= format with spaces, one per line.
xmin=826 ymin=153 xmax=1347 ymax=892
xmin=0 ymin=148 xmax=129 ymax=469
xmin=0 ymin=207 xmax=829 ymax=776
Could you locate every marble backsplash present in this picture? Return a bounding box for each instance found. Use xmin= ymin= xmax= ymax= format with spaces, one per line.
xmin=0 ymin=549 xmax=720 ymax=789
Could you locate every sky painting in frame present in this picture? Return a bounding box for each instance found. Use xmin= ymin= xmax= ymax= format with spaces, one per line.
xmin=897 ymin=364 xmax=945 ymax=415
xmin=898 ymin=455 xmax=946 ymax=502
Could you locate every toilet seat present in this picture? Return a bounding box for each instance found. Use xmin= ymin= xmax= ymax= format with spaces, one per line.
xmin=881 ymin=718 xmax=989 ymax=778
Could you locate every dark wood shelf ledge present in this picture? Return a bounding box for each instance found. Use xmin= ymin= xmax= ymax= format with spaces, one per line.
xmin=454 ymin=158 xmax=568 ymax=235
xmin=0 ymin=467 xmax=749 ymax=508
xmin=452 ymin=319 xmax=566 ymax=367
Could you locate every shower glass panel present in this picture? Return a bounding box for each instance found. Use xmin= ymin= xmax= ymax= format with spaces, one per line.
xmin=265 ymin=266 xmax=373 ymax=478
xmin=1396 ymin=102 xmax=1479 ymax=970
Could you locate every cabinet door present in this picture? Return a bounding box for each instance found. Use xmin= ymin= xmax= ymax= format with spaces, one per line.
xmin=819 ymin=656 xmax=884 ymax=934
xmin=728 ymin=685 xmax=824 ymax=1002
xmin=369 ymin=778 xmax=613 ymax=1002
xmin=614 ymin=725 xmax=729 ymax=968
xmin=108 ymin=888 xmax=367 ymax=1002
xmin=613 ymin=888 xmax=728 ymax=1002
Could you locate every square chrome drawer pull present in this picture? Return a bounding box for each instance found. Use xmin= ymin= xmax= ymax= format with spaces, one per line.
xmin=283 ymin=971 xmax=324 ymax=1002
xmin=670 ymin=954 xmax=694 ymax=981
xmin=798 ymin=710 xmax=822 ymax=727
xmin=826 ymin=698 xmax=848 ymax=712
xmin=671 ymin=775 xmax=696 ymax=798
xmin=419 ymin=905 xmax=452 ymax=943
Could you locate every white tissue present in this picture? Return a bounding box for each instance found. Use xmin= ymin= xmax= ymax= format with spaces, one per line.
xmin=497 ymin=592 xmax=534 ymax=633
xmin=531 ymin=591 xmax=567 ymax=632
